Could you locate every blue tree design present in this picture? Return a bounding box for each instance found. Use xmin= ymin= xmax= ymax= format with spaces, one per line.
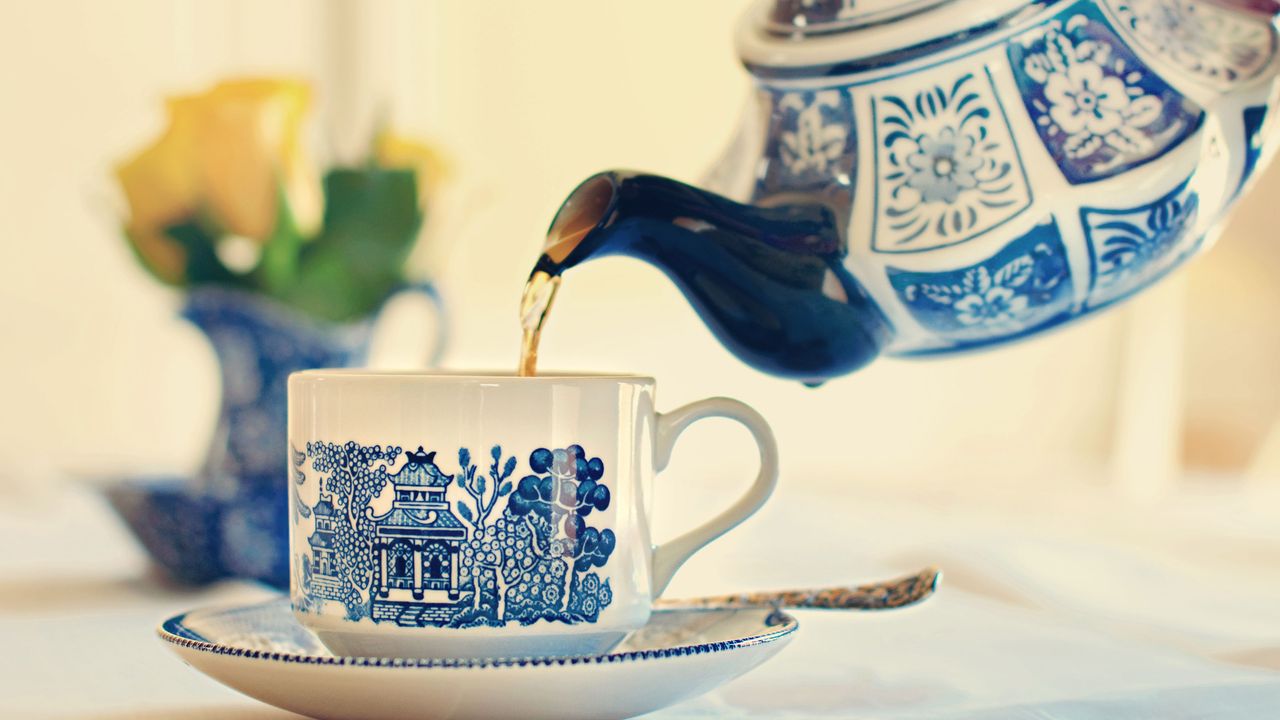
xmin=306 ymin=441 xmax=400 ymax=620
xmin=566 ymin=572 xmax=613 ymax=623
xmin=507 ymin=445 xmax=615 ymax=616
xmin=460 ymin=512 xmax=553 ymax=624
xmin=455 ymin=446 xmax=516 ymax=529
xmin=453 ymin=446 xmax=524 ymax=622
xmin=290 ymin=444 xmax=311 ymax=523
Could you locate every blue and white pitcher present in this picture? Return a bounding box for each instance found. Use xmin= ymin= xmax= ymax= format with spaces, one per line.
xmin=107 ymin=285 xmax=445 ymax=587
xmin=540 ymin=0 xmax=1280 ymax=384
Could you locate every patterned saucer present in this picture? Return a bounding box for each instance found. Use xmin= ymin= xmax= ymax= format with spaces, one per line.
xmin=159 ymin=598 xmax=797 ymax=720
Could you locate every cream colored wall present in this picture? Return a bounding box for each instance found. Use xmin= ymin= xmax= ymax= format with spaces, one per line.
xmin=1185 ymin=166 xmax=1280 ymax=474
xmin=0 ymin=1 xmax=1270 ymax=502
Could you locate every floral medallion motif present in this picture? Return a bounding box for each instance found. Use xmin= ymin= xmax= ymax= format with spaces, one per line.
xmin=1105 ymin=0 xmax=1275 ymax=87
xmin=871 ymin=67 xmax=1032 ymax=253
xmin=755 ymin=87 xmax=857 ymax=216
xmin=887 ymin=219 xmax=1073 ymax=347
xmin=1081 ymin=177 xmax=1201 ymax=309
xmin=1008 ymin=2 xmax=1203 ymax=184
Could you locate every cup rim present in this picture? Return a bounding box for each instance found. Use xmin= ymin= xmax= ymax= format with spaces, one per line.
xmin=290 ymin=369 xmax=656 ymax=383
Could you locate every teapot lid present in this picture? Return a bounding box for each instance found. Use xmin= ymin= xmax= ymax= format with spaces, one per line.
xmin=759 ymin=0 xmax=958 ymax=35
xmin=738 ymin=0 xmax=1051 ymax=77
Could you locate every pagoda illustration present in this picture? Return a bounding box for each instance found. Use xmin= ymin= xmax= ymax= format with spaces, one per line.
xmin=305 ymin=483 xmax=345 ymax=602
xmin=369 ymin=446 xmax=469 ymax=625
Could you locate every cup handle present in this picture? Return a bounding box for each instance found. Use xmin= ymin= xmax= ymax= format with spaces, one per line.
xmin=372 ymin=281 xmax=448 ymax=367
xmin=650 ymin=397 xmax=779 ymax=599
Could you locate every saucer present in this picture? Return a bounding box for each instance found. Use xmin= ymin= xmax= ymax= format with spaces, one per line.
xmin=159 ymin=598 xmax=798 ymax=720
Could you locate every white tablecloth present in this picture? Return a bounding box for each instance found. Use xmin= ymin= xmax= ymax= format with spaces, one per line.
xmin=4 ymin=480 xmax=1279 ymax=719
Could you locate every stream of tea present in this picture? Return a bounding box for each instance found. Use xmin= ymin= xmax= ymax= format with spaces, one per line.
xmin=517 ymin=269 xmax=560 ymax=376
xmin=517 ymin=191 xmax=602 ymax=375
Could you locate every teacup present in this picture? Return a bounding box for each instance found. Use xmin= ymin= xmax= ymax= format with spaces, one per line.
xmin=287 ymin=371 xmax=778 ymax=659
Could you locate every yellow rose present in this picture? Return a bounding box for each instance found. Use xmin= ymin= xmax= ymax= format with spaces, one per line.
xmin=115 ymin=98 xmax=200 ymax=283
xmin=115 ymin=77 xmax=323 ymax=283
xmin=189 ymin=78 xmax=322 ymax=240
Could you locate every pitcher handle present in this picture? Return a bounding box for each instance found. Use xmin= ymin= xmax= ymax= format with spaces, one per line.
xmin=650 ymin=397 xmax=779 ymax=598
xmin=373 ymin=281 xmax=448 ymax=367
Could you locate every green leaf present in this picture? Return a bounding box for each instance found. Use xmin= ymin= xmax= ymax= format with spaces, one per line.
xmin=165 ymin=219 xmax=246 ymax=288
xmin=256 ymin=186 xmax=305 ymax=295
xmin=283 ymin=167 xmax=422 ymax=322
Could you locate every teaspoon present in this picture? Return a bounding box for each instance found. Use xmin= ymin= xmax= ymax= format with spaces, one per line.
xmin=658 ymin=566 xmax=941 ymax=611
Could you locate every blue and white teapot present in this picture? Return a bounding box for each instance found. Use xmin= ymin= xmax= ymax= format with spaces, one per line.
xmin=539 ymin=0 xmax=1280 ymax=384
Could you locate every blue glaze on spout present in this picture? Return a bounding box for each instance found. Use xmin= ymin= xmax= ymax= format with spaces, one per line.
xmin=538 ymin=171 xmax=892 ymax=383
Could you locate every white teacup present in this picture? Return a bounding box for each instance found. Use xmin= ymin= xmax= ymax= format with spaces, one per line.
xmin=287 ymin=371 xmax=778 ymax=659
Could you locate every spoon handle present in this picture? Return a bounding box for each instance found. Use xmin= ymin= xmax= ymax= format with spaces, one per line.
xmin=657 ymin=566 xmax=941 ymax=611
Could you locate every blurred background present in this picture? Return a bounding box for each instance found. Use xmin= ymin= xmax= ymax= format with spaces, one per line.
xmin=4 ymin=2 xmax=1280 ymax=716
xmin=2 ymin=0 xmax=1280 ymax=552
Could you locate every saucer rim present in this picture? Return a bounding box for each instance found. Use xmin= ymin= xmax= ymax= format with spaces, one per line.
xmin=157 ymin=599 xmax=799 ymax=670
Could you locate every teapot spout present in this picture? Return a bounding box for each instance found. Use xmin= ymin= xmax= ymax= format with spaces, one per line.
xmin=538 ymin=171 xmax=892 ymax=383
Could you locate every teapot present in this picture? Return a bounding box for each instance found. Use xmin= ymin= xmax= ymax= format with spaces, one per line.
xmin=539 ymin=0 xmax=1280 ymax=384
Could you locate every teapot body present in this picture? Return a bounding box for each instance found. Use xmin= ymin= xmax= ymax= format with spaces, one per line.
xmin=708 ymin=0 xmax=1280 ymax=356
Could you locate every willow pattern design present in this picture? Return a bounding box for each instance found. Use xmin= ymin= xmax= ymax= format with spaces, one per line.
xmin=294 ymin=442 xmax=615 ymax=629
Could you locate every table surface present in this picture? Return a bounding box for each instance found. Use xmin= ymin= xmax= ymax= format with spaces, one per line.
xmin=4 ymin=479 xmax=1280 ymax=719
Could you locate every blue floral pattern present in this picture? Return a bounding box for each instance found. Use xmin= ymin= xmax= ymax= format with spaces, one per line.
xmin=755 ymin=88 xmax=857 ymax=219
xmin=888 ymin=219 xmax=1073 ymax=347
xmin=1239 ymin=105 xmax=1270 ymax=194
xmin=1081 ymin=177 xmax=1201 ymax=310
xmin=294 ymin=442 xmax=614 ymax=629
xmin=1105 ymin=0 xmax=1275 ymax=87
xmin=871 ymin=67 xmax=1032 ymax=253
xmin=1007 ymin=1 xmax=1203 ymax=184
